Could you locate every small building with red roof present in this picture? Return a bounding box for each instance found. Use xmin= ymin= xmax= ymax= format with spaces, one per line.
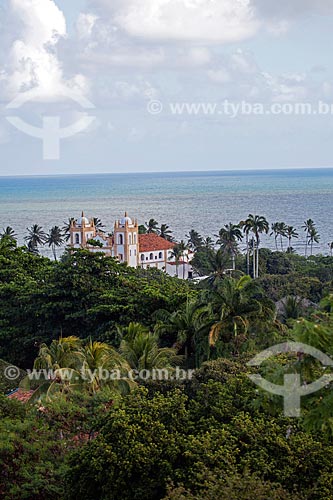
xmin=7 ymin=388 xmax=35 ymax=403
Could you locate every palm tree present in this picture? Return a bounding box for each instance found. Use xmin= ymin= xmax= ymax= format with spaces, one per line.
xmin=119 ymin=322 xmax=181 ymax=370
xmin=302 ymin=219 xmax=315 ymax=257
xmin=278 ymin=223 xmax=288 ymax=251
xmin=203 ymin=236 xmax=214 ymax=249
xmin=328 ymin=242 xmax=333 ymax=257
xmin=62 ymin=218 xmax=75 ymax=242
xmin=30 ymin=337 xmax=132 ymax=398
xmin=34 ymin=336 xmax=84 ymax=371
xmin=270 ymin=222 xmax=280 ymax=251
xmin=24 ymin=224 xmax=47 ymax=254
xmin=286 ymin=226 xmax=299 ymax=252
xmin=154 ymin=300 xmax=211 ymax=365
xmin=178 ymin=240 xmax=189 ymax=279
xmin=93 ymin=218 xmax=105 ymax=233
xmin=202 ymin=248 xmax=231 ymax=284
xmin=0 ymin=234 xmax=17 ymax=252
xmin=159 ymin=224 xmax=173 ymax=241
xmin=0 ymin=227 xmax=17 ymax=249
xmin=208 ymin=276 xmax=275 ymax=352
xmin=169 ymin=245 xmax=182 ymax=276
xmin=280 ymin=296 xmax=304 ymax=321
xmin=1 ymin=226 xmax=17 ymax=239
xmin=216 ymin=223 xmax=243 ymax=271
xmin=145 ymin=219 xmax=159 ymax=234
xmin=187 ymin=230 xmax=203 ymax=251
xmin=82 ymin=339 xmax=132 ymax=394
xmin=270 ymin=222 xmax=287 ymax=251
xmin=239 ymin=219 xmax=251 ymax=275
xmin=46 ymin=226 xmax=64 ymax=260
xmin=246 ymin=214 xmax=269 ymax=278
xmin=308 ymin=227 xmax=320 ymax=256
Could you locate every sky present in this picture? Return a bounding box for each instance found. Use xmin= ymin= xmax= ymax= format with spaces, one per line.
xmin=1 ymin=0 xmax=333 ymax=175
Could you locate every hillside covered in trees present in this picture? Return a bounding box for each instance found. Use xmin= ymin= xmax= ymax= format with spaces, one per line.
xmin=1 ymin=234 xmax=333 ymax=499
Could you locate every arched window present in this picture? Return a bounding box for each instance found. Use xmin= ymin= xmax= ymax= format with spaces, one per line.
xmin=158 ymin=252 xmax=163 ymax=259
xmin=141 ymin=254 xmax=145 ymax=261
xmin=129 ymin=234 xmax=132 ymax=244
xmin=118 ymin=234 xmax=123 ymax=245
xmin=134 ymin=233 xmax=136 ymax=244
xmin=75 ymin=234 xmax=80 ymax=244
xmin=149 ymin=253 xmax=154 ymax=260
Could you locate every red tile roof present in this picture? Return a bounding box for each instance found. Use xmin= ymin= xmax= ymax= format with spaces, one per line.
xmin=139 ymin=233 xmax=175 ymax=253
xmin=7 ymin=388 xmax=34 ymax=403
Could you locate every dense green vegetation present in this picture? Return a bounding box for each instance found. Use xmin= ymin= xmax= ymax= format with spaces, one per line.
xmin=1 ymin=229 xmax=333 ymax=499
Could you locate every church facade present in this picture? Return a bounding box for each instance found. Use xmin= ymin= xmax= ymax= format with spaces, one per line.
xmin=69 ymin=212 xmax=193 ymax=279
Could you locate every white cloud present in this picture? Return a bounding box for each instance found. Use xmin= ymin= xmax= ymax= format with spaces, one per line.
xmin=93 ymin=0 xmax=259 ymax=43
xmin=263 ymin=73 xmax=309 ymax=102
xmin=76 ymin=13 xmax=98 ymax=40
xmin=2 ymin=0 xmax=88 ymax=99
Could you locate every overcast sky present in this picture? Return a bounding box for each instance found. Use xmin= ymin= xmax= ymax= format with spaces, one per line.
xmin=1 ymin=0 xmax=333 ymax=175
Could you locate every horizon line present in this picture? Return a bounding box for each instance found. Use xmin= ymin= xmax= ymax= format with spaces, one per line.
xmin=1 ymin=165 xmax=333 ymax=179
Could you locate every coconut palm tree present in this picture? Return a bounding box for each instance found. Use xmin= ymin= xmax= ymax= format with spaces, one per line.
xmin=82 ymin=339 xmax=132 ymax=394
xmin=239 ymin=219 xmax=251 ymax=275
xmin=34 ymin=336 xmax=84 ymax=371
xmin=203 ymin=236 xmax=214 ymax=249
xmin=169 ymin=245 xmax=182 ymax=277
xmin=119 ymin=322 xmax=181 ymax=370
xmin=178 ymin=240 xmax=189 ymax=279
xmin=246 ymin=214 xmax=269 ymax=278
xmin=216 ymin=223 xmax=243 ymax=271
xmin=24 ymin=224 xmax=47 ymax=254
xmin=328 ymin=242 xmax=333 ymax=257
xmin=46 ymin=226 xmax=64 ymax=260
xmin=145 ymin=219 xmax=159 ymax=234
xmin=279 ymin=296 xmax=304 ymax=322
xmin=29 ymin=337 xmax=132 ymax=399
xmin=286 ymin=226 xmax=299 ymax=252
xmin=159 ymin=224 xmax=173 ymax=241
xmin=270 ymin=222 xmax=287 ymax=251
xmin=62 ymin=218 xmax=75 ymax=242
xmin=0 ymin=227 xmax=17 ymax=249
xmin=308 ymin=227 xmax=320 ymax=256
xmin=154 ymin=300 xmax=211 ymax=365
xmin=278 ymin=222 xmax=288 ymax=251
xmin=186 ymin=230 xmax=204 ymax=251
xmin=270 ymin=222 xmax=280 ymax=251
xmin=1 ymin=226 xmax=17 ymax=239
xmin=208 ymin=275 xmax=275 ymax=352
xmin=0 ymin=234 xmax=17 ymax=252
xmin=200 ymin=248 xmax=231 ymax=285
xmin=93 ymin=218 xmax=105 ymax=233
xmin=302 ymin=219 xmax=315 ymax=257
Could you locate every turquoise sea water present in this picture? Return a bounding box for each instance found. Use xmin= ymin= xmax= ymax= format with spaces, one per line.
xmin=0 ymin=168 xmax=332 ymax=257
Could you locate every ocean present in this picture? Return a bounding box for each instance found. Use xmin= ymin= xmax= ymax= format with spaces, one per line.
xmin=0 ymin=168 xmax=332 ymax=258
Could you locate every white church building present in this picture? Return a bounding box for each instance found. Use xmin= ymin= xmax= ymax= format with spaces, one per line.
xmin=69 ymin=212 xmax=193 ymax=279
